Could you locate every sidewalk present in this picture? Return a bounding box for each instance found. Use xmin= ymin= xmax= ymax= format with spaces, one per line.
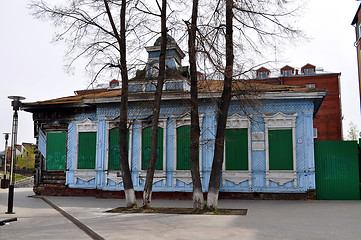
xmin=1 ymin=188 xmax=361 ymax=240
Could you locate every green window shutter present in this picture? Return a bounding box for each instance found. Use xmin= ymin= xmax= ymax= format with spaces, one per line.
xmin=108 ymin=128 xmax=130 ymax=170
xmin=142 ymin=127 xmax=163 ymax=170
xmin=78 ymin=132 xmax=97 ymax=169
xmin=225 ymin=129 xmax=248 ymax=170
xmin=46 ymin=132 xmax=67 ymax=170
xmin=269 ymin=129 xmax=293 ymax=170
xmin=177 ymin=126 xmax=191 ymax=170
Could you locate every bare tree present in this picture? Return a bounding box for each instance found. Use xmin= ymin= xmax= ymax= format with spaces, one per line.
xmin=346 ymin=122 xmax=359 ymax=141
xmin=30 ymin=0 xmax=143 ymax=207
xmin=190 ymin=0 xmax=301 ymax=209
xmin=185 ymin=0 xmax=204 ymax=210
xmin=206 ymin=0 xmax=234 ymax=209
xmin=103 ymin=0 xmax=136 ymax=208
xmin=142 ymin=0 xmax=168 ymax=209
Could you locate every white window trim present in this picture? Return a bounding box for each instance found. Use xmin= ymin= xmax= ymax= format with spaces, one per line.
xmin=283 ymin=69 xmax=293 ymax=76
xmin=264 ymin=112 xmax=297 ymax=187
xmin=222 ymin=114 xmax=252 ymax=187
xmin=104 ymin=120 xmax=133 ymax=185
xmin=258 ymin=71 xmax=268 ymax=79
xmin=173 ymin=113 xmax=203 ymax=186
xmin=138 ymin=118 xmax=167 ymax=185
xmin=313 ymin=128 xmax=318 ymax=139
xmin=74 ymin=118 xmax=97 ymax=184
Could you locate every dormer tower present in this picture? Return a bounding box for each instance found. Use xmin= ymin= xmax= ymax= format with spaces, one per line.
xmin=145 ymin=34 xmax=186 ymax=77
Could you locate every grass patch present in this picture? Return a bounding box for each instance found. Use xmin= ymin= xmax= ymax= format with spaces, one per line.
xmin=106 ymin=206 xmax=247 ymax=215
xmin=0 ymin=173 xmax=28 ymax=182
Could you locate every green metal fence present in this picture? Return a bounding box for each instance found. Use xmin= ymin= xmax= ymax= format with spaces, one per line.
xmin=315 ymin=140 xmax=360 ymax=200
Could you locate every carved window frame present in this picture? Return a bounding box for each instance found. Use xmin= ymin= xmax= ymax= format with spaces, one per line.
xmin=74 ymin=118 xmax=97 ymax=184
xmin=138 ymin=118 xmax=167 ymax=185
xmin=222 ymin=114 xmax=252 ymax=187
xmin=264 ymin=112 xmax=297 ymax=187
xmin=173 ymin=113 xmax=203 ymax=186
xmin=105 ymin=119 xmax=133 ymax=185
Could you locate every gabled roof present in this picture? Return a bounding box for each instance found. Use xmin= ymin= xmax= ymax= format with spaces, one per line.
xmin=280 ymin=65 xmax=294 ymax=70
xmin=256 ymin=67 xmax=270 ymax=73
xmin=301 ymin=63 xmax=316 ymax=70
xmin=22 ymin=143 xmax=36 ymax=150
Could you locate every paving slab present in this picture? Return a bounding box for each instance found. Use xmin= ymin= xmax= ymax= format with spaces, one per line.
xmin=0 ymin=188 xmax=89 ymax=240
xmin=1 ymin=188 xmax=361 ymax=240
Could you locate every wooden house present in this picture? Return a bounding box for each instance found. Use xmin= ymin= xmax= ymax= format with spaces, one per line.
xmin=22 ymin=36 xmax=326 ymax=199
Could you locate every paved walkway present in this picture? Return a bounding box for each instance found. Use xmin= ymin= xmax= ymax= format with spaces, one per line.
xmin=1 ymin=188 xmax=361 ymax=239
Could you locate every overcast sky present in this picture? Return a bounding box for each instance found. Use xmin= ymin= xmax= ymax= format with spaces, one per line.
xmin=0 ymin=1 xmax=361 ymax=149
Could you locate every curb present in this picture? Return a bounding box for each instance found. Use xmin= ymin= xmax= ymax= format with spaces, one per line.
xmin=30 ymin=195 xmax=104 ymax=240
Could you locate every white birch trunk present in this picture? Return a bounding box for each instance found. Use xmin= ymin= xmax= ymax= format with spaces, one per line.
xmin=193 ymin=188 xmax=204 ymax=210
xmin=206 ymin=188 xmax=219 ymax=210
xmin=125 ymin=188 xmax=136 ymax=208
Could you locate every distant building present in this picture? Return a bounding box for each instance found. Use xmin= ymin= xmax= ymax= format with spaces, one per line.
xmin=1 ymin=143 xmax=35 ymax=170
xmin=352 ymin=3 xmax=361 ymax=108
xmin=16 ymin=143 xmax=36 ymax=169
xmin=255 ymin=64 xmax=341 ymax=141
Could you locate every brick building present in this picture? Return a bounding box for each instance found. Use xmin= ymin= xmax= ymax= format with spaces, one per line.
xmin=255 ymin=64 xmax=342 ymax=140
xmin=352 ymin=4 xmax=361 ymax=109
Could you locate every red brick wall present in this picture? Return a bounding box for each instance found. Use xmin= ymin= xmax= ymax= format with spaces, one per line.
xmin=282 ymin=74 xmax=342 ymax=140
xmin=254 ymin=73 xmax=342 ymax=140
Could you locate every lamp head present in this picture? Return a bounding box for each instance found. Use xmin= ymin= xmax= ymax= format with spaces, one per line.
xmin=3 ymin=133 xmax=10 ymax=141
xmin=8 ymin=96 xmax=25 ymax=111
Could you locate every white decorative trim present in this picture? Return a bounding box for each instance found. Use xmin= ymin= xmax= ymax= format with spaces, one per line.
xmin=226 ymin=114 xmax=250 ymax=129
xmin=252 ymin=132 xmax=264 ymax=141
xmin=266 ymin=170 xmax=297 ymax=187
xmin=252 ymin=142 xmax=265 ymax=151
xmin=223 ymin=114 xmax=252 ymax=187
xmin=77 ymin=118 xmax=97 ymax=132
xmin=264 ymin=112 xmax=297 ymax=187
xmin=173 ymin=170 xmax=204 ymax=186
xmin=174 ymin=112 xmax=191 ymax=128
xmin=105 ymin=171 xmax=123 ymax=185
xmin=223 ymin=170 xmax=252 ymax=187
xmin=138 ymin=170 xmax=166 ymax=186
xmin=74 ymin=170 xmax=96 ymax=184
xmin=263 ymin=112 xmax=297 ymax=129
xmin=140 ymin=117 xmax=167 ymax=129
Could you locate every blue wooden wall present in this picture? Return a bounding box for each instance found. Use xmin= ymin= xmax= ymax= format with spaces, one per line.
xmin=53 ymin=98 xmax=316 ymax=193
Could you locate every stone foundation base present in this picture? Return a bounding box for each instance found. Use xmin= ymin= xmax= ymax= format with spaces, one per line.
xmin=33 ymin=184 xmax=316 ymax=200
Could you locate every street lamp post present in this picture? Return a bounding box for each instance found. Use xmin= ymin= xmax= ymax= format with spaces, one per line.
xmin=6 ymin=96 xmax=25 ymax=214
xmin=1 ymin=133 xmax=10 ymax=189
